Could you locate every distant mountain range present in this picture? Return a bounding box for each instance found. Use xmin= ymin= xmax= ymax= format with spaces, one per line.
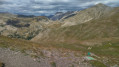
xmin=0 ymin=3 xmax=119 ymax=43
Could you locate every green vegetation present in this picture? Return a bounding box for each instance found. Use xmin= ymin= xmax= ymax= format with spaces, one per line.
xmin=89 ymin=42 xmax=119 ymax=66
xmin=90 ymin=42 xmax=119 ymax=57
xmin=71 ymin=64 xmax=74 ymax=67
xmin=50 ymin=62 xmax=56 ymax=67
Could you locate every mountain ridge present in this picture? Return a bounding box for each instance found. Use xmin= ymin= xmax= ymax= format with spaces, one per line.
xmin=61 ymin=3 xmax=113 ymax=26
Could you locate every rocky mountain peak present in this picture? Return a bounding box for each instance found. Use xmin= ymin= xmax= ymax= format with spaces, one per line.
xmin=55 ymin=12 xmax=64 ymax=16
xmin=96 ymin=3 xmax=107 ymax=6
xmin=94 ymin=3 xmax=110 ymax=8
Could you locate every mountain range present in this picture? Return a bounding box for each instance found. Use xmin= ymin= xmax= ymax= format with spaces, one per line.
xmin=0 ymin=3 xmax=119 ymax=67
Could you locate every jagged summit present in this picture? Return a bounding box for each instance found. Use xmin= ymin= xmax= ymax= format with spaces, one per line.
xmin=92 ymin=3 xmax=111 ymax=9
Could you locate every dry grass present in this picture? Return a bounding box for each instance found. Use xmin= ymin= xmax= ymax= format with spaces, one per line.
xmin=0 ymin=61 xmax=3 ymax=67
xmin=0 ymin=35 xmax=42 ymax=51
xmin=0 ymin=35 xmax=76 ymax=52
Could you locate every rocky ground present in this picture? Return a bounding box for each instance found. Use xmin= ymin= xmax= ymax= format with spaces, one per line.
xmin=0 ymin=48 xmax=92 ymax=67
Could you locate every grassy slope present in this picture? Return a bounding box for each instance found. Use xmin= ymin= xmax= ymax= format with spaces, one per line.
xmin=34 ymin=11 xmax=119 ymax=44
xmin=0 ymin=35 xmax=42 ymax=51
xmin=31 ymin=11 xmax=119 ymax=66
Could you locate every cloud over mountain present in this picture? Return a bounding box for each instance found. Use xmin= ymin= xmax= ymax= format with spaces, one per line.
xmin=0 ymin=0 xmax=119 ymax=15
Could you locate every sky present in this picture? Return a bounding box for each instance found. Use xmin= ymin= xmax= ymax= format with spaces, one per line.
xmin=0 ymin=0 xmax=119 ymax=16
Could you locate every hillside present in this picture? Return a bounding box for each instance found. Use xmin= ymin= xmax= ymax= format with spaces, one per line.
xmin=1 ymin=33 xmax=119 ymax=67
xmin=0 ymin=35 xmax=93 ymax=67
xmin=61 ymin=3 xmax=113 ymax=26
xmin=32 ymin=4 xmax=119 ymax=45
xmin=0 ymin=14 xmax=50 ymax=40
